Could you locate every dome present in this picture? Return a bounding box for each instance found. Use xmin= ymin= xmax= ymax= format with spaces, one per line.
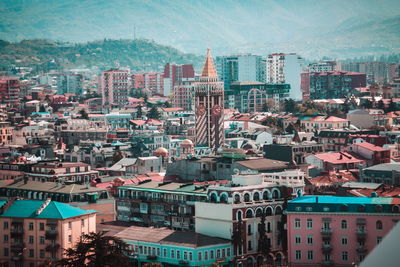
xmin=154 ymin=147 xmax=169 ymax=156
xmin=181 ymin=139 xmax=193 ymax=145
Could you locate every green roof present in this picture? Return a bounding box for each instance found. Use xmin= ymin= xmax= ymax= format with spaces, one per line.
xmin=0 ymin=200 xmax=96 ymax=219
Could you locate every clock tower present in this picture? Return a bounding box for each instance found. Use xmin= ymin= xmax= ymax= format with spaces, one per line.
xmin=195 ymin=49 xmax=224 ymax=153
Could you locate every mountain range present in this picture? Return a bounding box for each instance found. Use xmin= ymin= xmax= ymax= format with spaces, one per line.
xmin=0 ymin=0 xmax=399 ymax=59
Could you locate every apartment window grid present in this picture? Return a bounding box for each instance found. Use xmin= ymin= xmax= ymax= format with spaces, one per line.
xmin=306 ymin=219 xmax=313 ymax=229
xmin=294 ymin=218 xmax=301 ymax=229
xmin=307 ymin=250 xmax=313 ymax=260
xmin=341 ymin=237 xmax=348 ymax=245
xmin=341 ymin=220 xmax=348 ymax=229
xmin=295 ymin=250 xmax=301 ymax=260
xmin=295 ymin=236 xmax=301 ymax=244
xmin=307 ymin=235 xmax=313 ymax=245
xmin=342 ymin=251 xmax=348 ymax=261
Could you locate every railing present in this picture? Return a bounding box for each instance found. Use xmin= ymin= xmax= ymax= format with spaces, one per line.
xmin=10 ymin=228 xmax=24 ymax=237
xmin=45 ymin=229 xmax=58 ymax=239
xmin=11 ymin=255 xmax=23 ymax=261
xmin=321 ymin=244 xmax=332 ymax=252
xmin=321 ymin=260 xmax=334 ymax=266
xmin=320 ymin=228 xmax=332 ymax=237
xmin=356 ymin=229 xmax=367 ymax=239
xmin=146 ymin=255 xmax=157 ymax=260
xmin=45 ymin=243 xmax=60 ymax=251
xmin=356 ymin=245 xmax=367 ymax=254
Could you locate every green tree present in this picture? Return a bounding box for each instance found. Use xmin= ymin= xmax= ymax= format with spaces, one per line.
xmin=284 ymin=98 xmax=296 ymax=113
xmin=147 ymin=106 xmax=160 ymax=120
xmin=78 ymin=109 xmax=89 ymax=119
xmin=163 ymin=101 xmax=171 ymax=108
xmin=39 ymin=105 xmax=46 ymax=112
xmin=388 ymin=98 xmax=397 ymax=112
xmin=52 ymin=232 xmax=130 ymax=267
xmin=377 ymin=99 xmax=385 ymax=110
xmin=363 ymin=99 xmax=373 ymax=109
xmin=136 ymin=105 xmax=143 ymax=118
xmin=262 ymin=102 xmax=269 ymax=112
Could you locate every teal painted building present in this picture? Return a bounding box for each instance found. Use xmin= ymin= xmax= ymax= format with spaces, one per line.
xmin=113 ymin=226 xmax=233 ymax=266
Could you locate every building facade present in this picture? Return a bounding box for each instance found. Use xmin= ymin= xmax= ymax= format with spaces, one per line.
xmin=0 ymin=198 xmax=96 ymax=266
xmin=0 ymin=77 xmax=20 ymax=107
xmin=101 ymin=69 xmax=131 ymax=105
xmin=286 ymin=195 xmax=400 ymax=267
xmin=195 ymin=49 xmax=224 ymax=153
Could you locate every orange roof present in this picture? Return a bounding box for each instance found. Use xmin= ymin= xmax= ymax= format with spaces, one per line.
xmin=162 ymin=107 xmax=183 ymax=112
xmin=324 ymin=116 xmax=348 ymax=122
xmin=309 ymin=171 xmax=358 ymax=186
xmin=201 ymin=49 xmax=218 ymax=78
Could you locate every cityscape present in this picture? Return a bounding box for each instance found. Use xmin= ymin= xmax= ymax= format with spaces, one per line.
xmin=0 ymin=0 xmax=400 ymax=267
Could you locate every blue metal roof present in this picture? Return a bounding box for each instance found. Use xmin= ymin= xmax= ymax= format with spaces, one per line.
xmin=289 ymin=195 xmax=393 ymax=205
xmin=0 ymin=200 xmax=96 ymax=219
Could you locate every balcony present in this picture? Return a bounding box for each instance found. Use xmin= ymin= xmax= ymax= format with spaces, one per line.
xmin=10 ymin=243 xmax=25 ymax=252
xmin=320 ymin=228 xmax=332 ymax=238
xmin=321 ymin=260 xmax=334 ymax=266
xmin=146 ymin=255 xmax=157 ymax=260
xmin=10 ymin=228 xmax=24 ymax=237
xmin=356 ymin=229 xmax=367 ymax=240
xmin=45 ymin=229 xmax=58 ymax=239
xmin=179 ymin=260 xmax=189 ymax=265
xmin=321 ymin=244 xmax=332 ymax=253
xmin=45 ymin=243 xmax=60 ymax=252
xmin=46 ymin=220 xmax=58 ymax=226
xmin=11 ymin=220 xmax=23 ymax=226
xmin=11 ymin=255 xmax=24 ymax=261
xmin=356 ymin=245 xmax=367 ymax=254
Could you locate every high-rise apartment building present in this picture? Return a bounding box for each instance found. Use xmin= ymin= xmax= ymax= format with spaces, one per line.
xmin=301 ymin=71 xmax=367 ymax=100
xmin=163 ymin=63 xmax=195 ymax=96
xmin=216 ymin=54 xmax=264 ymax=90
xmin=266 ymin=53 xmax=304 ymax=100
xmin=56 ymin=73 xmax=83 ymax=95
xmin=101 ymin=69 xmax=131 ymax=105
xmin=338 ymin=62 xmax=399 ymax=84
xmin=0 ymin=77 xmax=20 ymax=107
xmin=308 ymin=61 xmax=337 ymax=72
xmin=195 ymin=49 xmax=224 ymax=153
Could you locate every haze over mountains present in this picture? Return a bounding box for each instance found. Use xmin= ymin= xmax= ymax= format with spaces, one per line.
xmin=1 ymin=0 xmax=400 ymax=59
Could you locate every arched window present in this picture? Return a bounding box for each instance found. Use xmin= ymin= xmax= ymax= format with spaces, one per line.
xmin=246 ymin=209 xmax=254 ymax=218
xmin=341 ymin=220 xmax=347 ymax=229
xmin=275 ymin=206 xmax=282 ymax=215
xmin=234 ymin=194 xmax=241 ymax=204
xmin=220 ymin=194 xmax=228 ymax=203
xmin=376 ymin=220 xmax=383 ymax=230
xmin=210 ymin=193 xmax=217 ymax=203
xmin=253 ymin=192 xmax=260 ymax=201
xmin=256 ymin=208 xmax=263 ymax=217
xmin=263 ymin=191 xmax=270 ymax=200
xmin=265 ymin=207 xmax=273 ymax=216
xmin=392 ymin=205 xmax=400 ymax=213
xmin=237 ymin=210 xmax=243 ymax=221
xmin=272 ymin=189 xmax=280 ymax=199
xmin=244 ymin=193 xmax=251 ymax=202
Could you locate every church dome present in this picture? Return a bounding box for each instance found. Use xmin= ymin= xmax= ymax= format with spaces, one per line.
xmin=181 ymin=139 xmax=194 ymax=145
xmin=154 ymin=147 xmax=169 ymax=156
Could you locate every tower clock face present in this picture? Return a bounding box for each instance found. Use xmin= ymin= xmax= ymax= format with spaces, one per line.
xmin=197 ymin=105 xmax=206 ymax=116
xmin=212 ymin=104 xmax=222 ymax=116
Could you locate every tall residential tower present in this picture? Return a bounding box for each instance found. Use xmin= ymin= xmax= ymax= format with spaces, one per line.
xmin=195 ymin=49 xmax=224 ymax=153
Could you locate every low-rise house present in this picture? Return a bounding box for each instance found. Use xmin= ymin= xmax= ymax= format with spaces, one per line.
xmin=348 ymin=141 xmax=391 ymax=166
xmin=26 ymin=162 xmax=99 ymax=183
xmin=361 ymin=163 xmax=400 ymax=185
xmin=112 ymin=226 xmax=233 ymax=266
xmin=300 ymin=115 xmax=349 ymax=133
xmin=264 ymin=143 xmax=324 ymax=165
xmin=305 ymin=152 xmax=365 ymax=175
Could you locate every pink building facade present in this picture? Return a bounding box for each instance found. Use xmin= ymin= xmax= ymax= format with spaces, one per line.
xmin=101 ymin=69 xmax=131 ymax=105
xmin=286 ymin=195 xmax=400 ymax=267
xmin=132 ymin=73 xmax=164 ymax=95
xmin=0 ymin=198 xmax=96 ymax=266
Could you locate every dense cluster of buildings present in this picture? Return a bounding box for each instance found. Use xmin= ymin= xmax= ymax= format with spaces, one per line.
xmin=0 ymin=47 xmax=399 ymax=267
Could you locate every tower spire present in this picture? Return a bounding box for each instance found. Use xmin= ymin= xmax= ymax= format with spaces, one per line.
xmin=201 ymin=48 xmax=218 ymax=78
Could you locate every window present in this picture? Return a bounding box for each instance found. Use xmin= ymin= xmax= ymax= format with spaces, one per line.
xmin=341 ymin=220 xmax=347 ymax=229
xmin=307 ymin=219 xmax=313 ymax=229
xmin=171 ymin=250 xmax=175 ymax=259
xmin=204 ymin=251 xmax=208 ymax=260
xmin=81 ymin=219 xmax=85 ymax=227
xmin=217 ymin=249 xmax=221 ymax=259
xmin=29 ymin=249 xmax=34 ymax=257
xmin=3 ymin=221 xmax=8 ymax=229
xmin=68 ymin=222 xmax=72 ymax=229
xmin=210 ymin=250 xmax=214 ymax=259
xmin=39 ymin=223 xmax=44 ymax=231
xmin=222 ymin=249 xmax=225 ymax=258
xmin=4 ymin=248 xmax=9 ymax=257
xmin=68 ymin=235 xmax=72 ymax=243
xmin=189 ymin=252 xmax=193 ymax=261
xmin=163 ymin=248 xmax=167 ymax=257
xmin=323 ymin=221 xmax=330 ymax=229
xmin=248 ymin=224 xmax=252 ymax=235
xmin=29 ymin=235 xmax=34 ymax=244
xmin=342 ymin=251 xmax=348 ymax=261
xmin=3 ymin=235 xmax=8 ymax=243
xmin=307 ymin=235 xmax=313 ymax=245
xmin=198 ymin=252 xmax=202 ymax=261
xmin=376 ymin=220 xmax=383 ymax=230
xmin=177 ymin=250 xmax=181 ymax=259
xmin=294 ymin=219 xmax=301 ymax=229
xmin=248 ymin=240 xmax=252 ymax=250
xmin=307 ymin=250 xmax=313 ymax=260
xmin=29 ymin=222 xmax=34 ymax=230
xmin=295 ymin=250 xmax=301 ymax=260
xmin=377 ymin=236 xmax=382 ymax=244
xmin=227 ymin=248 xmax=231 ymax=257
xmin=184 ymin=251 xmax=187 ymax=260
xmin=341 ymin=237 xmax=348 ymax=245
xmin=295 ymin=236 xmax=301 ymax=244
xmin=40 ymin=249 xmax=45 ymax=258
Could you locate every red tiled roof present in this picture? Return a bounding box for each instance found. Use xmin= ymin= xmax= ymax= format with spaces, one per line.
xmin=130 ymin=120 xmax=146 ymax=125
xmin=324 ymin=116 xmax=348 ymax=122
xmin=162 ymin=107 xmax=183 ymax=112
xmin=308 ymin=171 xmax=358 ymax=186
xmin=353 ymin=142 xmax=388 ymax=152
xmin=314 ymin=152 xmax=365 ymax=164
